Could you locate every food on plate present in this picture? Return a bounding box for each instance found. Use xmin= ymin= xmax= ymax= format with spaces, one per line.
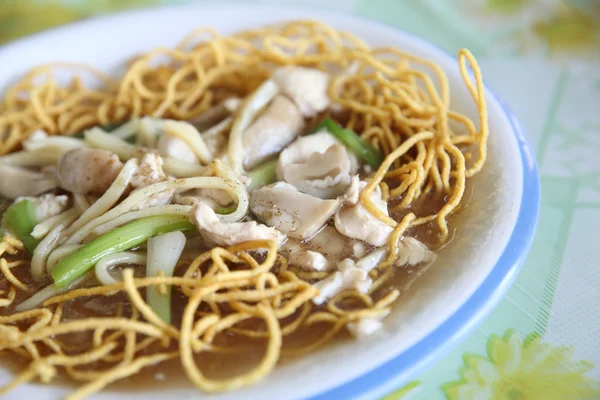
xmin=0 ymin=20 xmax=488 ymax=397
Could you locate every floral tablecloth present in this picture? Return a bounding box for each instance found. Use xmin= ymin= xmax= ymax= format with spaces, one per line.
xmin=1 ymin=1 xmax=599 ymax=399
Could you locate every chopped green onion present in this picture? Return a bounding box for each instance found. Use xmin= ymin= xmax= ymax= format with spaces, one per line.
xmin=1 ymin=200 xmax=40 ymax=253
xmin=216 ymin=206 xmax=237 ymax=215
xmin=146 ymin=231 xmax=186 ymax=324
xmin=52 ymin=215 xmax=195 ymax=288
xmin=73 ymin=122 xmax=132 ymax=142
xmin=312 ymin=118 xmax=384 ymax=169
xmin=247 ymin=159 xmax=278 ymax=190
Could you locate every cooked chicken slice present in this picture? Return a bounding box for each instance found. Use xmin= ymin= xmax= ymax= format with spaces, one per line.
xmin=157 ymin=135 xmax=198 ymax=164
xmin=0 ymin=165 xmax=57 ymax=199
xmin=130 ymin=153 xmax=174 ymax=210
xmin=15 ymin=194 xmax=69 ymax=223
xmin=304 ymin=226 xmax=352 ymax=260
xmin=334 ymin=181 xmax=393 ymax=247
xmin=355 ymin=248 xmax=387 ymax=272
xmin=277 ymin=131 xmax=357 ymax=199
xmin=131 ymin=153 xmax=167 ymax=188
xmin=191 ymin=202 xmax=284 ymax=247
xmin=347 ymin=312 xmax=389 ymax=338
xmin=288 ymin=249 xmax=332 ymax=272
xmin=396 ymin=237 xmax=436 ymax=266
xmin=250 ymin=182 xmax=339 ymax=240
xmin=272 ymin=66 xmax=330 ymax=117
xmin=282 ymin=224 xmax=356 ymax=271
xmin=312 ymin=259 xmax=372 ymax=305
xmin=341 ymin=175 xmax=361 ymax=205
xmin=242 ymin=95 xmax=305 ymax=170
xmin=56 ymin=148 xmax=123 ymax=194
xmin=351 ymin=241 xmax=368 ymax=258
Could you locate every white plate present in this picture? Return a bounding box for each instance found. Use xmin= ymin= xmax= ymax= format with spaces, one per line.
xmin=0 ymin=4 xmax=540 ymax=400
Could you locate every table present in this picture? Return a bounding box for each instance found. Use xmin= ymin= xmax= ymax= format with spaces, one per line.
xmin=1 ymin=1 xmax=599 ymax=398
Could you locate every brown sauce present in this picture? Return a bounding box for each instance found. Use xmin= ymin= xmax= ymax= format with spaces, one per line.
xmin=0 ymin=179 xmax=467 ymax=391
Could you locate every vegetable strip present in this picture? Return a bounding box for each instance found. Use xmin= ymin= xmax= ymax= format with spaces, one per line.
xmin=52 ymin=215 xmax=195 ymax=288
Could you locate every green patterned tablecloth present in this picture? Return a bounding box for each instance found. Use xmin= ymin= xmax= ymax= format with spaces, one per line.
xmin=1 ymin=1 xmax=599 ymax=399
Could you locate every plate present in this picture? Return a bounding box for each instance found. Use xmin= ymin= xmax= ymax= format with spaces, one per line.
xmin=0 ymin=4 xmax=540 ymax=400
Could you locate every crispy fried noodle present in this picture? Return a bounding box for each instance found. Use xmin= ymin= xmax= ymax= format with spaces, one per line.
xmin=0 ymin=20 xmax=488 ymax=398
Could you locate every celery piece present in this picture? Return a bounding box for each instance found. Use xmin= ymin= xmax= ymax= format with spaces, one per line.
xmin=73 ymin=122 xmax=132 ymax=142
xmin=216 ymin=206 xmax=237 ymax=215
xmin=52 ymin=215 xmax=195 ymax=288
xmin=1 ymin=200 xmax=40 ymax=253
xmin=247 ymin=159 xmax=278 ymax=190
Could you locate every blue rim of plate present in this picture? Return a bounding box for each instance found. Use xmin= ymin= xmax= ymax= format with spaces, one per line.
xmin=306 ymin=17 xmax=541 ymax=400
xmin=0 ymin=5 xmax=541 ymax=400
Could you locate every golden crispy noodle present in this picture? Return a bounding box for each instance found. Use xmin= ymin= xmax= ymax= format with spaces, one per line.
xmin=0 ymin=21 xmax=488 ymax=397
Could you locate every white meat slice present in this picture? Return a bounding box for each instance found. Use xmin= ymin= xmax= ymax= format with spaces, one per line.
xmin=191 ymin=202 xmax=284 ymax=247
xmin=250 ymin=182 xmax=339 ymax=240
xmin=242 ymin=95 xmax=305 ymax=170
xmin=347 ymin=312 xmax=390 ymax=338
xmin=396 ymin=237 xmax=436 ymax=266
xmin=288 ymin=249 xmax=332 ymax=272
xmin=56 ymin=148 xmax=123 ymax=194
xmin=341 ymin=175 xmax=361 ymax=205
xmin=0 ymin=165 xmax=57 ymax=199
xmin=277 ymin=131 xmax=357 ymax=199
xmin=131 ymin=153 xmax=166 ymax=188
xmin=312 ymin=259 xmax=372 ymax=305
xmin=355 ymin=248 xmax=387 ymax=272
xmin=282 ymin=225 xmax=354 ymax=271
xmin=130 ymin=153 xmax=174 ymax=210
xmin=334 ymin=181 xmax=393 ymax=247
xmin=272 ymin=66 xmax=330 ymax=117
xmin=15 ymin=194 xmax=69 ymax=223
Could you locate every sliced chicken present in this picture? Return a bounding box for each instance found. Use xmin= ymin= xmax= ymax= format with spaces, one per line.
xmin=131 ymin=153 xmax=174 ymax=210
xmin=131 ymin=153 xmax=167 ymax=188
xmin=396 ymin=237 xmax=436 ymax=266
xmin=347 ymin=312 xmax=389 ymax=338
xmin=312 ymin=259 xmax=372 ymax=305
xmin=242 ymin=95 xmax=305 ymax=170
xmin=272 ymin=66 xmax=330 ymax=117
xmin=250 ymin=182 xmax=339 ymax=240
xmin=56 ymin=148 xmax=123 ymax=194
xmin=288 ymin=249 xmax=332 ymax=272
xmin=0 ymin=165 xmax=57 ymax=199
xmin=282 ymin=225 xmax=354 ymax=268
xmin=277 ymin=131 xmax=357 ymax=199
xmin=157 ymin=135 xmax=198 ymax=164
xmin=191 ymin=202 xmax=284 ymax=247
xmin=334 ymin=181 xmax=393 ymax=247
xmin=355 ymin=248 xmax=387 ymax=272
xmin=16 ymin=194 xmax=70 ymax=223
xmin=341 ymin=175 xmax=361 ymax=205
